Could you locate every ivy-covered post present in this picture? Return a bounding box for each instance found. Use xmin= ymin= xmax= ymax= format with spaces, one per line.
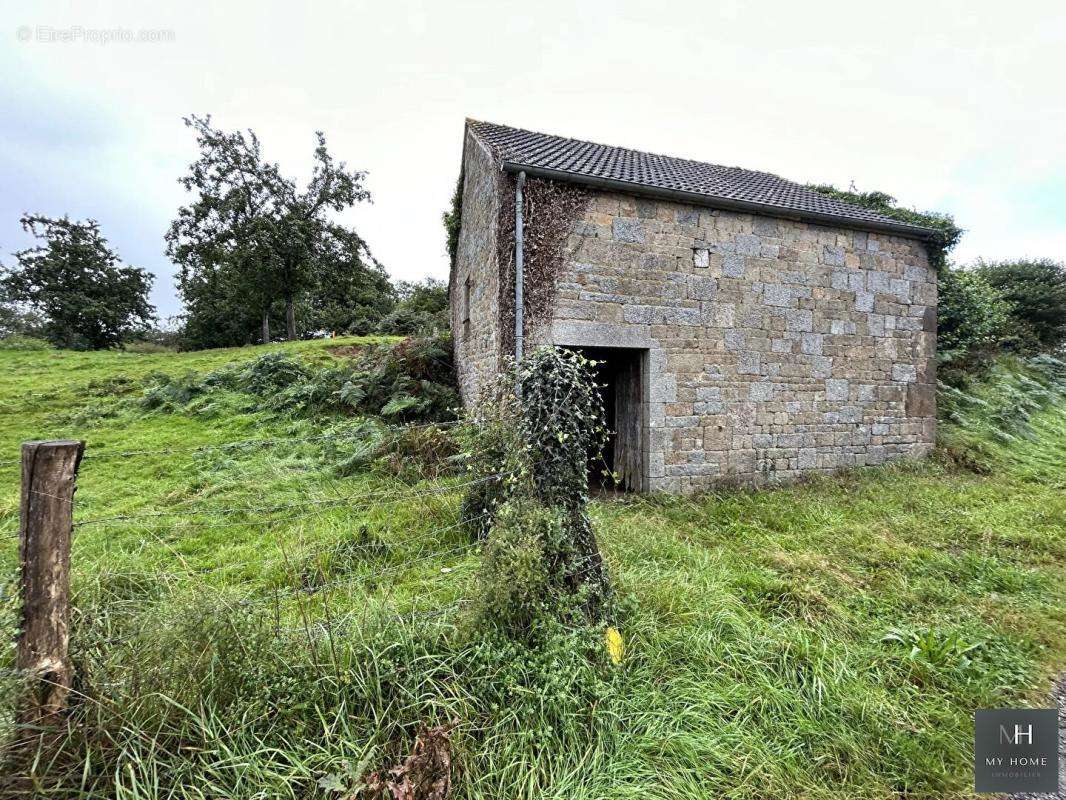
xmin=463 ymin=346 xmax=612 ymax=628
xmin=515 ymin=347 xmax=611 ymax=614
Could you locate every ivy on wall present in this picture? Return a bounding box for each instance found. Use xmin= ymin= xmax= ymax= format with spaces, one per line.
xmin=496 ymin=175 xmax=591 ymax=358
xmin=806 ymin=184 xmax=963 ymax=273
xmin=442 ymin=173 xmax=463 ymax=269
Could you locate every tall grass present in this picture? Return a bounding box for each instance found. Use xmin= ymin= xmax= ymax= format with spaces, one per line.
xmin=938 ymin=354 xmax=1066 ymax=479
xmin=0 ymin=341 xmax=1063 ymax=798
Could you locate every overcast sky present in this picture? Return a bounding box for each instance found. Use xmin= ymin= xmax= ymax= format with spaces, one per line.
xmin=2 ymin=0 xmax=1064 ymax=319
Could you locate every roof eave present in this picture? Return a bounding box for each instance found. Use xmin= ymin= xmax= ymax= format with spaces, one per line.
xmin=500 ymin=160 xmax=939 ymax=242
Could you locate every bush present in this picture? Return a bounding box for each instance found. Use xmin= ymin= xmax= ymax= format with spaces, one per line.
xmin=337 ymin=333 xmax=459 ymax=422
xmin=237 ymin=352 xmax=312 ymax=396
xmin=937 ymin=267 xmax=1014 ymax=370
xmin=462 ymin=346 xmax=612 ymax=631
xmin=975 ymin=258 xmax=1066 ymax=354
xmin=135 ymin=335 xmax=459 ymax=429
xmin=0 ymin=333 xmax=51 ymax=351
xmin=376 ymin=278 xmax=448 ymax=336
xmin=473 ymin=500 xmax=562 ymax=634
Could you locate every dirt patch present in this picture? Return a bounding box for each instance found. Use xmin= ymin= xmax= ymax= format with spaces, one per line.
xmin=327 ymin=344 xmax=368 ymax=358
xmin=365 ymin=722 xmax=457 ymax=799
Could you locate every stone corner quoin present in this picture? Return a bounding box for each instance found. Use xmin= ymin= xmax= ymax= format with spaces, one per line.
xmin=451 ymin=154 xmax=937 ymax=494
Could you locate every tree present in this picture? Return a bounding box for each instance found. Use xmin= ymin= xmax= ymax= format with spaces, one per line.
xmin=167 ymin=116 xmax=282 ymax=346
xmin=377 ymin=277 xmax=448 ymax=335
xmin=167 ymin=115 xmax=383 ymax=347
xmin=937 ymin=266 xmax=1014 ymax=363
xmin=301 ymin=224 xmax=395 ymax=335
xmin=975 ymin=258 xmax=1066 ymax=353
xmin=1 ymin=215 xmax=155 ymax=349
xmin=267 ymin=133 xmax=372 ymax=340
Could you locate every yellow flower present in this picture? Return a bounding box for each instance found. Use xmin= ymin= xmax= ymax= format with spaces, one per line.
xmin=605 ymin=626 xmax=624 ymax=665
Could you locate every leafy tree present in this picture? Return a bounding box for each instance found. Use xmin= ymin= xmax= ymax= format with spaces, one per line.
xmin=168 ymin=115 xmax=385 ymax=348
xmin=975 ymin=258 xmax=1066 ymax=353
xmin=301 ymin=224 xmax=395 ymax=335
xmin=264 ymin=133 xmax=372 ymax=339
xmin=167 ymin=116 xmax=277 ymax=345
xmin=1 ymin=214 xmax=155 ymax=349
xmin=377 ymin=277 xmax=448 ymax=335
xmin=937 ymin=267 xmax=1014 ymax=365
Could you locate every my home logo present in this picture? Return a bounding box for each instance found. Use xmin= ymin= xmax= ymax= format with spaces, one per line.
xmin=1000 ymin=722 xmax=1033 ymax=746
xmin=975 ymin=709 xmax=1059 ymax=793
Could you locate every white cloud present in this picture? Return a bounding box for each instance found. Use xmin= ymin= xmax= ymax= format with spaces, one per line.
xmin=2 ymin=0 xmax=1064 ymax=315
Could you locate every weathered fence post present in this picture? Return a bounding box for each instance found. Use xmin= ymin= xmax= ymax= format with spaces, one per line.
xmin=17 ymin=440 xmax=84 ymax=726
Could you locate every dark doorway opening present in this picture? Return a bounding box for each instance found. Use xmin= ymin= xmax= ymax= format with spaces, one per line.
xmin=570 ymin=346 xmax=646 ymax=493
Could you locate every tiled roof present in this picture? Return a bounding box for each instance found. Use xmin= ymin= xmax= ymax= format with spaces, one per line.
xmin=467 ymin=120 xmax=935 ymax=239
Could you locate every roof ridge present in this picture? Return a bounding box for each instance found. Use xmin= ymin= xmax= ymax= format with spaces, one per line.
xmin=468 ymin=119 xmax=773 ymax=178
xmin=464 ymin=119 xmax=936 ymax=239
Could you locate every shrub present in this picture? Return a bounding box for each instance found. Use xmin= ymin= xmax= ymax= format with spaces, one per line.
xmin=237 ymin=352 xmax=312 ymax=396
xmin=0 ymin=333 xmax=51 ymax=351
xmin=377 ymin=278 xmax=449 ymax=336
xmin=975 ymin=258 xmax=1066 ymax=354
xmin=473 ymin=500 xmax=561 ymax=634
xmin=140 ymin=371 xmax=214 ymax=410
xmin=937 ymin=267 xmax=1014 ymax=370
xmin=337 ymin=333 xmax=459 ymax=422
xmin=133 ymin=336 xmax=459 ymax=425
xmin=463 ymin=346 xmax=612 ymax=632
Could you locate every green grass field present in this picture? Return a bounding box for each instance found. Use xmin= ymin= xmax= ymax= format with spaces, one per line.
xmin=0 ymin=338 xmax=1063 ymax=799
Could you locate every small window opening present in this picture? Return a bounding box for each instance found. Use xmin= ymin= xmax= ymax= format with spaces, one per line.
xmin=462 ymin=276 xmax=472 ymax=338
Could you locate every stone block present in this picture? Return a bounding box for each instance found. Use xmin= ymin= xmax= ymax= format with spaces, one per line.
xmin=723 ymin=254 xmax=746 ymax=278
xmin=677 ymin=207 xmax=700 ymax=225
xmin=735 ymin=234 xmax=761 ymax=255
xmin=892 ymin=363 xmax=918 ymax=383
xmin=785 ymin=308 xmax=813 ymax=332
xmin=823 ymin=245 xmax=846 ymax=266
xmin=725 ymin=330 xmax=745 ymax=350
xmin=754 ymin=218 xmax=781 ymax=236
xmin=737 ymin=351 xmax=761 ymax=374
xmin=613 ymin=217 xmax=645 ymax=244
xmin=908 ymin=384 xmax=933 ymax=416
xmin=688 ymin=275 xmax=717 ymax=299
xmin=800 ymin=333 xmax=823 ymax=355
xmin=749 ymin=381 xmax=776 ymax=401
xmin=825 ymin=378 xmax=850 ymax=401
xmin=763 ymin=284 xmax=791 ymax=307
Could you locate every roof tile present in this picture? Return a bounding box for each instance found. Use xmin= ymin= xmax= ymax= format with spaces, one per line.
xmin=468 ymin=120 xmax=933 ymax=237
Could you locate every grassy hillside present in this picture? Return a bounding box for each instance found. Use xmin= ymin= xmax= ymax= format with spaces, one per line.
xmin=0 ymin=339 xmax=1064 ymax=799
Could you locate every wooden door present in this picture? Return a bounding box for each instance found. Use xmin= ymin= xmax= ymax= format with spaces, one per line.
xmin=613 ymin=353 xmax=644 ymax=492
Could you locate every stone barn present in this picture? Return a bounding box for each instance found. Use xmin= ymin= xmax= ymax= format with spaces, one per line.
xmin=449 ymin=120 xmax=938 ymax=493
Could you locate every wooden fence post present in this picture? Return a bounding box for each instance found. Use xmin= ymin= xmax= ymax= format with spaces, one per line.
xmin=17 ymin=440 xmax=84 ymax=726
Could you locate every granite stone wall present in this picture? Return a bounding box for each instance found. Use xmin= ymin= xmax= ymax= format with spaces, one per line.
xmin=533 ymin=191 xmax=937 ymax=493
xmin=451 ymin=131 xmax=506 ymax=405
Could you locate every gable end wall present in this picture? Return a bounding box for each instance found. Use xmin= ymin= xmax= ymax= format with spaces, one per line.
xmin=451 ymin=131 xmax=506 ymax=405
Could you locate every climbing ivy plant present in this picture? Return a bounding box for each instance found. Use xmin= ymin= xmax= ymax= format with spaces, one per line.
xmin=496 ymin=176 xmax=591 ymax=356
xmin=461 ymin=346 xmax=611 ymax=630
xmin=807 ymin=184 xmax=963 ymax=273
xmin=442 ymin=173 xmax=463 ymax=268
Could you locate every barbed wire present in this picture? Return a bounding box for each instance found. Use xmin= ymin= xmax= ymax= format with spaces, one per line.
xmin=72 ymin=471 xmax=512 ymax=528
xmin=0 ymin=418 xmax=467 ymax=467
xmin=62 ymin=510 xmax=490 ymax=583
